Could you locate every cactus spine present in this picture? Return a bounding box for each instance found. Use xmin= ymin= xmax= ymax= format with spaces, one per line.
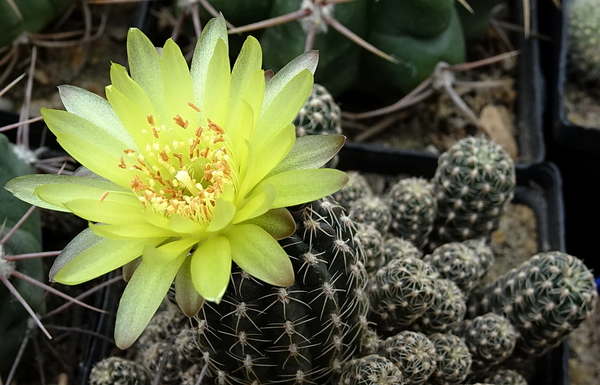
xmin=88 ymin=357 xmax=151 ymax=385
xmin=427 ymin=333 xmax=473 ymax=385
xmin=378 ymin=331 xmax=436 ymax=385
xmin=294 ymin=83 xmax=343 ymax=137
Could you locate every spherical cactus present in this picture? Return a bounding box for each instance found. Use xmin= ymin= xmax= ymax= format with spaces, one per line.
xmin=333 ymin=171 xmax=373 ymax=211
xmin=468 ymin=251 xmax=597 ymax=359
xmin=360 ymin=327 xmax=382 ymax=355
xmin=354 ymin=222 xmax=386 ymax=278
xmin=350 ymin=195 xmax=393 ymax=234
xmin=455 ymin=313 xmax=517 ymax=372
xmin=337 ymin=354 xmax=404 ymax=385
xmin=387 ymin=177 xmax=437 ymax=249
xmin=140 ymin=340 xmax=183 ymax=384
xmin=382 ymin=236 xmax=423 ymax=267
xmin=568 ymin=0 xmax=600 ymax=82
xmin=378 ymin=331 xmax=437 ymax=385
xmin=424 ymin=242 xmax=484 ymax=294
xmin=427 ymin=333 xmax=472 ymax=385
xmin=368 ymin=255 xmax=438 ymax=335
xmin=479 ymin=369 xmax=528 ymax=385
xmin=462 ymin=238 xmax=495 ymax=279
xmin=413 ymin=278 xmax=466 ymax=334
xmin=191 ymin=198 xmax=370 ymax=384
xmin=88 ymin=357 xmax=152 ymax=385
xmin=294 ymin=83 xmax=343 ymax=137
xmin=429 ymin=136 xmax=516 ymax=250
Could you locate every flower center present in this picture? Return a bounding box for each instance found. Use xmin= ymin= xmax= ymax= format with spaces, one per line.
xmin=119 ymin=103 xmax=232 ymax=223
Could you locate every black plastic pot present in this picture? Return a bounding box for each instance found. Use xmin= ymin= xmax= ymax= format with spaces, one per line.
xmin=338 ymin=145 xmax=566 ymax=385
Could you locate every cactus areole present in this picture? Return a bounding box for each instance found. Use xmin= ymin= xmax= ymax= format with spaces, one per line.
xmin=4 ymin=15 xmax=348 ymax=349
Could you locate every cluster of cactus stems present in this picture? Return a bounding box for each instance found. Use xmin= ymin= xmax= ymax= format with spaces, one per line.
xmin=89 ymin=132 xmax=596 ymax=384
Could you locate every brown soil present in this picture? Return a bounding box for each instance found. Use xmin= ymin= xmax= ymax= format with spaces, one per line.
xmin=564 ymin=80 xmax=600 ymax=129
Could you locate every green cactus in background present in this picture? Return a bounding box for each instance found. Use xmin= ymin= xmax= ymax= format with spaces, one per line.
xmin=350 ymin=195 xmax=393 ymax=234
xmin=191 ymin=198 xmax=370 ymax=384
xmin=378 ymin=330 xmax=437 ymax=385
xmin=337 ymin=354 xmax=404 ymax=385
xmin=387 ymin=177 xmax=437 ymax=249
xmin=333 ymin=171 xmax=373 ymax=211
xmin=455 ymin=312 xmax=517 ymax=373
xmin=88 ymin=357 xmax=151 ymax=385
xmin=424 ymin=242 xmax=485 ymax=294
xmin=359 ymin=327 xmax=382 ymax=355
xmin=568 ymin=0 xmax=600 ymax=82
xmin=381 ymin=236 xmax=423 ymax=270
xmin=294 ymin=83 xmax=343 ymax=137
xmin=413 ymin=278 xmax=466 ymax=334
xmin=454 ymin=0 xmax=505 ymax=41
xmin=429 ymin=136 xmax=516 ymax=250
xmin=462 ymin=238 xmax=495 ymax=281
xmin=479 ymin=369 xmax=528 ymax=385
xmin=427 ymin=332 xmax=473 ymax=385
xmin=468 ymin=251 xmax=597 ymax=359
xmin=0 ymin=133 xmax=44 ymax=376
xmin=361 ymin=0 xmax=466 ymax=99
xmin=368 ymin=255 xmax=437 ymax=335
xmin=355 ymin=223 xmax=386 ymax=278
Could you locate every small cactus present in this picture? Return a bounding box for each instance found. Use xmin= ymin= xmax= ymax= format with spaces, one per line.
xmin=424 ymin=242 xmax=485 ymax=294
xmin=88 ymin=357 xmax=151 ymax=385
xmin=413 ymin=278 xmax=466 ymax=334
xmin=455 ymin=313 xmax=517 ymax=372
xmin=479 ymin=369 xmax=528 ymax=385
xmin=349 ymin=195 xmax=393 ymax=234
xmin=337 ymin=354 xmax=404 ymax=385
xmin=294 ymin=83 xmax=343 ymax=137
xmin=429 ymin=136 xmax=516 ymax=250
xmin=333 ymin=171 xmax=373 ymax=211
xmin=427 ymin=333 xmax=472 ymax=385
xmin=387 ymin=177 xmax=437 ymax=249
xmin=468 ymin=251 xmax=597 ymax=359
xmin=568 ymin=0 xmax=600 ymax=82
xmin=354 ymin=223 xmax=386 ymax=278
xmin=378 ymin=331 xmax=437 ymax=385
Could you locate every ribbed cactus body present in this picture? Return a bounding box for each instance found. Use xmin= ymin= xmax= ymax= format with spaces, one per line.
xmin=368 ymin=256 xmax=437 ymax=335
xmin=193 ymin=198 xmax=370 ymax=384
xmin=294 ymin=83 xmax=343 ymax=137
xmin=382 ymin=236 xmax=422 ymax=266
xmin=355 ymin=223 xmax=386 ymax=278
xmin=468 ymin=251 xmax=597 ymax=358
xmin=568 ymin=0 xmax=600 ymax=81
xmin=424 ymin=242 xmax=484 ymax=294
xmin=430 ymin=136 xmax=516 ymax=250
xmin=333 ymin=171 xmax=373 ymax=211
xmin=455 ymin=313 xmax=517 ymax=372
xmin=427 ymin=333 xmax=472 ymax=385
xmin=387 ymin=177 xmax=437 ymax=249
xmin=378 ymin=331 xmax=436 ymax=385
xmin=350 ymin=195 xmax=393 ymax=234
xmin=414 ymin=278 xmax=466 ymax=334
xmin=337 ymin=354 xmax=404 ymax=385
xmin=88 ymin=357 xmax=151 ymax=385
xmin=479 ymin=369 xmax=528 ymax=385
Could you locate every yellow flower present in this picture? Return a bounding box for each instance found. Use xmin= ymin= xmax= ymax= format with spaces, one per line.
xmin=5 ymin=16 xmax=347 ymax=349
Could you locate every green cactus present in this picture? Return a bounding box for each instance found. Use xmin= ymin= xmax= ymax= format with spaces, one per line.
xmin=427 ymin=333 xmax=472 ymax=385
xmin=378 ymin=330 xmax=437 ymax=385
xmin=0 ymin=133 xmax=44 ymax=376
xmin=454 ymin=0 xmax=505 ymax=41
xmin=462 ymin=238 xmax=495 ymax=281
xmin=382 ymin=236 xmax=423 ymax=267
xmin=387 ymin=177 xmax=437 ymax=249
xmin=361 ymin=0 xmax=466 ymax=99
xmin=368 ymin=255 xmax=437 ymax=335
xmin=333 ymin=171 xmax=373 ymax=211
xmin=190 ymin=198 xmax=370 ymax=384
xmin=479 ymin=369 xmax=528 ymax=385
xmin=140 ymin=340 xmax=183 ymax=383
xmin=568 ymin=0 xmax=600 ymax=82
xmin=354 ymin=223 xmax=386 ymax=278
xmin=88 ymin=357 xmax=152 ymax=385
xmin=468 ymin=251 xmax=597 ymax=359
xmin=337 ymin=354 xmax=404 ymax=385
xmin=294 ymin=83 xmax=343 ymax=137
xmin=413 ymin=278 xmax=466 ymax=334
xmin=455 ymin=313 xmax=517 ymax=373
xmin=350 ymin=195 xmax=393 ymax=234
xmin=424 ymin=241 xmax=485 ymax=294
xmin=429 ymin=136 xmax=516 ymax=250
xmin=359 ymin=327 xmax=382 ymax=355
xmin=260 ymin=0 xmax=369 ymax=96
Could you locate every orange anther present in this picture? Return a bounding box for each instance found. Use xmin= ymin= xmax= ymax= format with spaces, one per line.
xmin=188 ymin=102 xmax=201 ymax=112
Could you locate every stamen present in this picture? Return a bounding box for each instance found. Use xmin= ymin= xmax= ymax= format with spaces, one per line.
xmin=188 ymin=102 xmax=201 ymax=112
xmin=99 ymin=191 xmax=110 ymax=202
xmin=118 ymin=157 xmax=126 ymax=169
xmin=147 ymin=115 xmax=155 ymax=126
xmin=174 ymin=115 xmax=189 ymax=128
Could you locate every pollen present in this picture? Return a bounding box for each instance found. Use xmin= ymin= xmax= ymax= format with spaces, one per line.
xmin=120 ymin=104 xmax=233 ymax=224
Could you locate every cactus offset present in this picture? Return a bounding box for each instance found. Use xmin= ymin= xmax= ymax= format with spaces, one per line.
xmin=378 ymin=330 xmax=437 ymax=385
xmin=479 ymin=369 xmax=528 ymax=385
xmin=294 ymin=83 xmax=343 ymax=137
xmin=413 ymin=278 xmax=466 ymax=334
xmin=427 ymin=333 xmax=472 ymax=385
xmin=350 ymin=195 xmax=393 ymax=234
xmin=337 ymin=354 xmax=404 ymax=385
xmin=333 ymin=171 xmax=373 ymax=211
xmin=424 ymin=242 xmax=485 ymax=294
xmin=88 ymin=357 xmax=151 ymax=385
xmin=354 ymin=223 xmax=386 ymax=278
xmin=387 ymin=177 xmax=437 ymax=249
xmin=382 ymin=236 xmax=423 ymax=267
xmin=468 ymin=251 xmax=597 ymax=359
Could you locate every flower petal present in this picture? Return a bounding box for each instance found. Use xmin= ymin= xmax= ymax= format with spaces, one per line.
xmin=232 ymin=183 xmax=275 ymax=224
xmin=252 ymin=69 xmax=313 ymax=155
xmin=242 ymin=208 xmax=296 ymax=240
xmin=105 ymin=85 xmax=154 ymax=151
xmin=161 ymin=38 xmax=197 ymax=125
xmin=109 ymin=63 xmax=158 ymax=124
xmin=267 ymin=134 xmax=345 ymax=176
xmin=142 ymin=238 xmax=197 ymax=266
xmin=63 ymin=198 xmax=145 ymax=225
xmin=175 ymin=257 xmax=205 ymax=317
xmin=190 ymin=235 xmax=232 ymax=302
xmin=89 ymin=223 xmax=177 ymax=240
xmin=206 ymin=198 xmax=236 ymax=233
xmin=250 ymin=123 xmax=296 ymax=188
xmin=126 ymin=28 xmax=167 ymax=119
xmin=115 ymin=254 xmax=186 ymax=349
xmin=226 ymin=223 xmax=294 ymax=287
xmin=202 ymin=38 xmax=231 ymax=127
xmin=58 ymin=85 xmax=135 ymax=149
xmin=5 ymin=174 xmax=127 ymax=212
xmin=51 ymin=229 xmax=157 ymax=285
xmin=34 ymin=183 xmax=135 ymax=212
xmin=260 ymin=168 xmax=349 ymax=208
